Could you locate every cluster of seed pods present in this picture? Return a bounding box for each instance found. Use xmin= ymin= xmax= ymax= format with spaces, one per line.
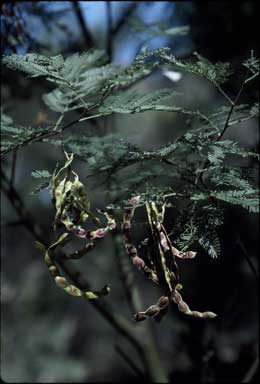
xmin=36 ymin=152 xmax=116 ymax=300
xmin=122 ymin=195 xmax=217 ymax=321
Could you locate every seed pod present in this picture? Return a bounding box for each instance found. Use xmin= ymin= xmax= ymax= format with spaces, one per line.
xmin=145 ymin=305 xmax=160 ymax=317
xmin=129 ymin=196 xmax=141 ymax=206
xmin=132 ymin=255 xmax=145 ymax=270
xmin=178 ymin=301 xmax=190 ymax=313
xmin=134 ymin=312 xmax=146 ymax=322
xmin=202 ymin=311 xmax=217 ymax=319
xmin=55 ymin=276 xmax=68 ymax=289
xmin=158 ymin=296 xmax=170 ymax=309
xmin=66 ymin=285 xmax=82 ymax=297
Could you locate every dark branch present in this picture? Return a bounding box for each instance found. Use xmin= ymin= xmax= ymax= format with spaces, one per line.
xmin=112 ymin=2 xmax=138 ymax=35
xmin=72 ymin=1 xmax=95 ymax=49
xmin=106 ymin=2 xmax=113 ymax=61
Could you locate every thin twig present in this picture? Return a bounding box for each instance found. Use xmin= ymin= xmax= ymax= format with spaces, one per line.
xmin=214 ymin=83 xmax=234 ymax=106
xmin=217 ymin=68 xmax=250 ymax=142
xmin=112 ymin=227 xmax=143 ymax=316
xmin=1 ymin=168 xmax=45 ymax=244
xmin=236 ymin=236 xmax=258 ymax=281
xmin=115 ymin=344 xmax=145 ymax=379
xmin=198 ymin=68 xmax=250 ymax=188
xmin=242 ymin=354 xmax=259 ymax=383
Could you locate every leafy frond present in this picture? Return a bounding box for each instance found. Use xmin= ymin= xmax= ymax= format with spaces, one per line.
xmin=198 ymin=234 xmax=221 ymax=259
xmin=210 ymin=168 xmax=254 ymax=190
xmin=174 ymin=203 xmax=223 ymax=258
xmin=1 ymin=113 xmax=52 ymax=155
xmin=211 ymin=140 xmax=259 ymax=159
xmin=129 ymin=18 xmax=189 ymax=38
xmin=106 ymin=47 xmax=172 ymax=89
xmin=2 ymin=53 xmax=65 ymax=78
xmin=31 ymin=170 xmax=52 ymax=178
xmin=213 ymin=190 xmax=259 ymax=213
xmin=99 ymin=88 xmax=211 ymax=123
xmin=2 ymin=48 xmax=259 ymax=262
xmin=99 ymin=88 xmax=179 ymax=114
xmin=41 ymin=63 xmax=123 ymax=113
xmin=3 ymin=51 xmax=121 ymax=113
xmin=2 ymin=50 xmax=107 ymax=80
xmin=175 ymin=221 xmax=198 ymax=251
xmin=243 ymin=51 xmax=260 ymax=83
xmin=191 ymin=189 xmax=259 ymax=213
xmin=161 ymin=51 xmax=233 ymax=85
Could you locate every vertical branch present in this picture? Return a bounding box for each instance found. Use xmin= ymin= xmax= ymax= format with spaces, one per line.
xmin=236 ymin=236 xmax=258 ymax=280
xmin=115 ymin=344 xmax=145 ymax=378
xmin=111 ymin=2 xmax=138 ymax=35
xmin=197 ymin=68 xmax=250 ymax=188
xmin=106 ymin=1 xmax=113 ymax=61
xmin=106 ymin=191 xmax=168 ymax=381
xmin=112 ymin=227 xmax=143 ymax=316
xmin=242 ymin=354 xmax=259 ymax=383
xmin=72 ymin=1 xmax=95 ymax=49
xmin=10 ymin=148 xmax=18 ymax=190
xmin=1 ymin=167 xmax=45 ymax=244
xmin=217 ymin=68 xmax=249 ymax=141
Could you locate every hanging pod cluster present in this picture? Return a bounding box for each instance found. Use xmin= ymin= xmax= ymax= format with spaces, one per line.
xmin=36 ymin=152 xmax=116 ymax=300
xmin=122 ymin=196 xmax=217 ymax=321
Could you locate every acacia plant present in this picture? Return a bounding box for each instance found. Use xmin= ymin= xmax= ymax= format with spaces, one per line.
xmin=1 ymin=47 xmax=259 ymax=379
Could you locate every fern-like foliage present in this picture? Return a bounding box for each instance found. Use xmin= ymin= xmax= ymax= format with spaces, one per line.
xmin=2 ymin=47 xmax=259 ymax=262
xmin=243 ymin=50 xmax=260 ymax=83
xmin=3 ymin=48 xmax=168 ymax=114
xmin=160 ymin=51 xmax=233 ymax=85
xmin=191 ymin=188 xmax=259 ymax=214
xmin=173 ymin=204 xmax=223 ymax=259
xmin=1 ymin=113 xmax=52 ymax=154
xmin=129 ymin=18 xmax=190 ymax=38
xmin=198 ymin=234 xmax=221 ymax=259
xmin=30 ymin=170 xmax=52 ymax=195
xmin=99 ymin=88 xmax=179 ymax=114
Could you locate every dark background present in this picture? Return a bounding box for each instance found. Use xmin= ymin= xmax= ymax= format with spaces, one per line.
xmin=1 ymin=1 xmax=259 ymax=382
